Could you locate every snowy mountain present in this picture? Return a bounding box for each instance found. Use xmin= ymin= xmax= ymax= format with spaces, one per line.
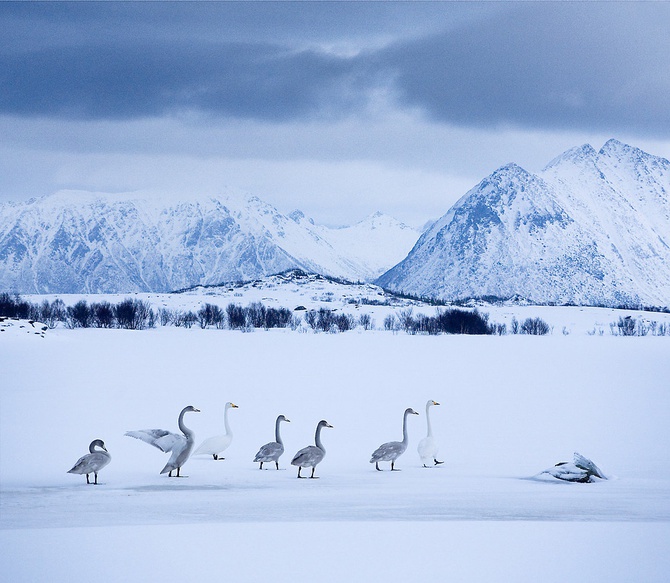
xmin=0 ymin=189 xmax=419 ymax=293
xmin=377 ymin=140 xmax=670 ymax=307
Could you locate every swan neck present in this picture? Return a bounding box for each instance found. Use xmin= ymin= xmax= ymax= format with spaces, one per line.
xmin=315 ymin=423 xmax=326 ymax=453
xmin=178 ymin=408 xmax=194 ymax=438
xmin=275 ymin=417 xmax=283 ymax=445
xmin=402 ymin=410 xmax=410 ymax=445
xmin=223 ymin=406 xmax=232 ymax=436
xmin=425 ymin=403 xmax=433 ymax=437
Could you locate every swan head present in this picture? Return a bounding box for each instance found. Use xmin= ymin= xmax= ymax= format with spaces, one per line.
xmin=405 ymin=408 xmax=419 ymax=416
xmin=184 ymin=405 xmax=200 ymax=413
xmin=431 ymin=400 xmax=440 ymax=406
xmin=319 ymin=420 xmax=333 ymax=429
xmin=91 ymin=439 xmax=108 ymax=452
xmin=278 ymin=415 xmax=290 ymax=423
xmin=226 ymin=402 xmax=239 ymax=409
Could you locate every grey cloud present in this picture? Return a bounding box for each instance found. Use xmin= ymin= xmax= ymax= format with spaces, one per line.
xmin=380 ymin=4 xmax=670 ymax=136
xmin=1 ymin=3 xmax=669 ymax=137
xmin=0 ymin=41 xmax=367 ymax=121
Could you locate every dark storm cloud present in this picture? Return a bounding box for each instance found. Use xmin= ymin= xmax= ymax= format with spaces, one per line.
xmin=1 ymin=2 xmax=669 ymax=136
xmin=381 ymin=3 xmax=670 ymax=136
xmin=0 ymin=40 xmax=365 ymax=121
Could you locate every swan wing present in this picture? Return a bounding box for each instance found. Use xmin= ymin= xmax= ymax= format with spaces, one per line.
xmin=370 ymin=441 xmax=405 ymax=462
xmin=193 ymin=434 xmax=232 ymax=456
xmin=68 ymin=452 xmax=111 ymax=474
xmin=291 ymin=445 xmax=322 ymax=467
xmin=125 ymin=429 xmax=183 ymax=453
xmin=254 ymin=442 xmax=283 ymax=462
xmin=417 ymin=436 xmax=437 ymax=460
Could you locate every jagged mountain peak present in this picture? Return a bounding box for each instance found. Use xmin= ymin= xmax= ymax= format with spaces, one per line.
xmin=378 ymin=141 xmax=670 ymax=307
xmin=0 ymin=190 xmax=420 ymax=293
xmin=543 ymin=143 xmax=599 ymax=171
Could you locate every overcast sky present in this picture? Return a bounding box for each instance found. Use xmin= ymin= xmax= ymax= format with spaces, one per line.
xmin=1 ymin=2 xmax=669 ymax=227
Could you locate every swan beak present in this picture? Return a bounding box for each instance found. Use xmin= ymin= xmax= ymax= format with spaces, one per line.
xmin=231 ymin=403 xmax=239 ymax=408
xmin=434 ymin=401 xmax=440 ymax=406
xmin=286 ymin=418 xmax=291 ymax=423
xmin=194 ymin=408 xmax=201 ymax=413
xmin=326 ymin=423 xmax=334 ymax=428
xmin=102 ymin=445 xmax=108 ymax=452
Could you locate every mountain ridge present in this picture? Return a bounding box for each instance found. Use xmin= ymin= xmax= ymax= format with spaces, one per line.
xmin=0 ymin=189 xmax=419 ymax=293
xmin=377 ymin=140 xmax=670 ymax=307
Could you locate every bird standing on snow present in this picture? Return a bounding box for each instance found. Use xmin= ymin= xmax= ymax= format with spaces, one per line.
xmin=125 ymin=405 xmax=200 ymax=477
xmin=67 ymin=439 xmax=111 ymax=485
xmin=254 ymin=414 xmax=290 ymax=469
xmin=418 ymin=400 xmax=444 ymax=467
xmin=193 ymin=402 xmax=239 ymax=460
xmin=370 ymin=407 xmax=419 ymax=471
xmin=291 ymin=420 xmax=333 ymax=478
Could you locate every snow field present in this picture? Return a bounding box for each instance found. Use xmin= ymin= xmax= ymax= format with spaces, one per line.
xmin=2 ymin=317 xmax=670 ymax=581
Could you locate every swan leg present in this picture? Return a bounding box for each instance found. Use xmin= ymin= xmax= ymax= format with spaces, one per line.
xmin=86 ymin=474 xmax=90 ymax=484
xmin=297 ymin=467 xmax=304 ymax=478
xmin=310 ymin=467 xmax=319 ymax=479
xmin=259 ymin=462 xmax=263 ymax=470
xmin=94 ymin=473 xmax=98 ymax=485
xmin=213 ymin=454 xmax=218 ymax=461
xmin=375 ymin=462 xmax=382 ymax=471
xmin=176 ymin=467 xmax=181 ymax=477
xmin=391 ymin=461 xmax=400 ymax=471
xmin=275 ymin=462 xmax=280 ymax=470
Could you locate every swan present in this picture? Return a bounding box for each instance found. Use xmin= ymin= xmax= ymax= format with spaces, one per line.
xmin=370 ymin=408 xmax=419 ymax=471
xmin=253 ymin=414 xmax=290 ymax=469
xmin=125 ymin=405 xmax=200 ymax=477
xmin=418 ymin=400 xmax=443 ymax=467
xmin=67 ymin=439 xmax=111 ymax=485
xmin=537 ymin=452 xmax=608 ymax=483
xmin=291 ymin=420 xmax=333 ymax=478
xmin=193 ymin=402 xmax=239 ymax=460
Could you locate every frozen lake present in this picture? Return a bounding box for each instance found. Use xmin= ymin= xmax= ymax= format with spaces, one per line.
xmin=2 ymin=318 xmax=670 ymax=581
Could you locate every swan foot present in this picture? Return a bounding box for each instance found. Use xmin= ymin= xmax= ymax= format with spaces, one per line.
xmin=434 ymin=459 xmax=444 ymax=465
xmin=310 ymin=468 xmax=318 ymax=479
xmin=213 ymin=454 xmax=218 ymax=460
xmin=375 ymin=462 xmax=382 ymax=471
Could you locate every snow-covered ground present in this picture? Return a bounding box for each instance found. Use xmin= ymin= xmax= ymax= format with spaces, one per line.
xmin=2 ymin=296 xmax=670 ymax=581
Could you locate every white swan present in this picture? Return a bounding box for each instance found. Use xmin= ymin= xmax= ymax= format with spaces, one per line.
xmin=418 ymin=400 xmax=443 ymax=467
xmin=253 ymin=414 xmax=290 ymax=469
xmin=537 ymin=452 xmax=608 ymax=483
xmin=67 ymin=439 xmax=111 ymax=485
xmin=291 ymin=420 xmax=333 ymax=478
xmin=193 ymin=402 xmax=239 ymax=460
xmin=125 ymin=405 xmax=200 ymax=477
xmin=370 ymin=408 xmax=419 ymax=471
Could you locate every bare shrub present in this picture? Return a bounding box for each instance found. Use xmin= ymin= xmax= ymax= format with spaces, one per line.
xmin=359 ymin=313 xmax=374 ymax=330
xmin=520 ymin=317 xmax=551 ymax=335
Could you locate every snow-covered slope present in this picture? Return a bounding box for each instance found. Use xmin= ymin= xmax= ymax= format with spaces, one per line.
xmin=0 ymin=189 xmax=419 ymax=293
xmin=378 ymin=140 xmax=670 ymax=307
